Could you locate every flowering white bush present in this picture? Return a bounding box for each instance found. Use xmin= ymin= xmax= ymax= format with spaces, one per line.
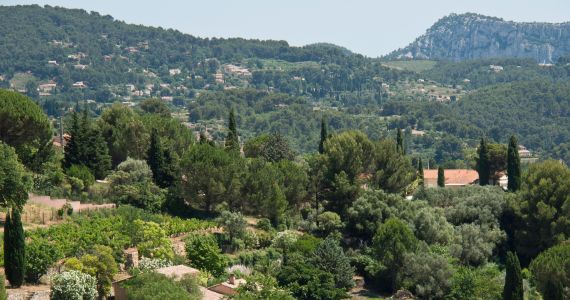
xmin=138 ymin=257 xmax=173 ymax=272
xmin=51 ymin=270 xmax=97 ymax=300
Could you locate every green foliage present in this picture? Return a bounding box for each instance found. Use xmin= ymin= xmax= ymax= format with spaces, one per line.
xmin=316 ymin=211 xmax=343 ymax=236
xmin=64 ymin=110 xmax=112 ymax=179
xmin=122 ymin=272 xmax=201 ymax=300
xmin=98 ymin=104 xmax=149 ymax=166
xmin=77 ymin=245 xmax=118 ymax=298
xmin=529 ymin=242 xmax=570 ymax=299
xmin=267 ymin=182 xmax=287 ymax=226
xmin=139 ymin=98 xmax=171 ymax=117
xmin=51 ymin=270 xmax=97 ymax=300
xmin=4 ymin=209 xmax=25 ymax=287
xmin=0 ymin=142 xmax=32 ymax=210
xmin=132 ymin=220 xmax=174 ymax=260
xmin=277 ymin=254 xmax=348 ymax=300
xmin=0 ymin=89 xmax=52 ymax=171
xmin=185 ymin=235 xmax=227 ymax=276
xmin=25 ymin=238 xmax=62 ymax=283
xmin=509 ymin=160 xmax=570 ymax=263
xmin=216 ymin=210 xmax=247 ymax=247
xmin=438 ymin=166 xmax=445 ymax=187
xmin=373 ymin=139 xmax=416 ymax=193
xmin=226 ymin=110 xmax=240 ymax=153
xmin=446 ymin=264 xmax=504 ymax=300
xmin=0 ymin=275 xmax=6 ymax=300
xmin=244 ymin=133 xmax=295 ymax=162
xmin=313 ymin=236 xmax=354 ymax=289
xmin=503 ymin=251 xmax=523 ymax=300
xmin=507 ymin=136 xmax=521 ymax=192
xmin=401 ymin=250 xmax=453 ymax=299
xmin=27 ymin=206 xmax=212 ymax=260
xmin=147 ymin=129 xmax=177 ymax=188
xmin=370 ymin=218 xmax=418 ymax=292
xmin=109 ymin=158 xmax=166 ymax=212
xmin=477 ymin=138 xmax=491 ymax=185
xmin=319 ymin=117 xmax=328 ymax=154
xmin=181 ymin=143 xmax=243 ymax=212
xmin=234 ymin=273 xmax=295 ymax=300
xmin=66 ymin=164 xmax=95 ymax=190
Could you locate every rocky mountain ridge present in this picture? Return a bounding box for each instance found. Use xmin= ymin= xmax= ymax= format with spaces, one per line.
xmin=390 ymin=13 xmax=570 ymax=63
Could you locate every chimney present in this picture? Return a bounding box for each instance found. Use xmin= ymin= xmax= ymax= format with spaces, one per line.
xmin=229 ymin=274 xmax=236 ymax=285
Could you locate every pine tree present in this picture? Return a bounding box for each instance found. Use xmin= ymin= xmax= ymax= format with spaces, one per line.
xmin=225 ymin=110 xmax=239 ymax=153
xmin=418 ymin=158 xmax=424 ymax=186
xmin=507 ymin=136 xmax=521 ymax=192
xmin=319 ymin=117 xmax=328 ymax=154
xmin=503 ymin=251 xmax=523 ymax=300
xmin=396 ymin=128 xmax=405 ymax=155
xmin=477 ymin=138 xmax=491 ymax=186
xmin=437 ymin=166 xmax=445 ymax=188
xmin=4 ymin=209 xmax=25 ymax=287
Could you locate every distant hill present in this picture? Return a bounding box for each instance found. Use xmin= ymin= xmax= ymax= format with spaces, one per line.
xmin=389 ymin=13 xmax=570 ymax=63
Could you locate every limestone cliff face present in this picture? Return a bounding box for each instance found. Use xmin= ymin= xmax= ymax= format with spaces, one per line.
xmin=390 ymin=13 xmax=570 ymax=63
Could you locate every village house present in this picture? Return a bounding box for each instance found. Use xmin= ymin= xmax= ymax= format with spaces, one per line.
xmin=423 ymin=169 xmax=479 ymax=188
xmin=72 ymin=81 xmax=86 ymax=88
xmin=73 ymin=64 xmax=88 ymax=70
xmin=224 ymin=64 xmax=252 ymax=76
xmin=489 ymin=65 xmax=504 ymax=72
xmin=48 ymin=60 xmax=58 ymax=66
xmin=38 ymin=82 xmax=57 ymax=92
xmin=214 ymin=72 xmax=224 ymax=84
xmin=169 ymin=68 xmax=182 ymax=76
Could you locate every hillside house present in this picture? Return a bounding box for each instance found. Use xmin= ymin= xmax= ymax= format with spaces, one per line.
xmin=423 ymin=169 xmax=479 ymax=188
xmin=48 ymin=60 xmax=58 ymax=66
xmin=73 ymin=64 xmax=88 ymax=70
xmin=224 ymin=64 xmax=252 ymax=76
xmin=38 ymin=82 xmax=57 ymax=92
xmin=489 ymin=65 xmax=504 ymax=72
xmin=169 ymin=68 xmax=182 ymax=76
xmin=214 ymin=72 xmax=224 ymax=84
xmin=72 ymin=81 xmax=86 ymax=88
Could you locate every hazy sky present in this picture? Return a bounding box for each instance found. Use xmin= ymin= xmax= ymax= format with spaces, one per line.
xmin=3 ymin=0 xmax=570 ymax=57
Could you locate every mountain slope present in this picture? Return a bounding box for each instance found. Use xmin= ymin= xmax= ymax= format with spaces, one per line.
xmin=390 ymin=13 xmax=570 ymax=63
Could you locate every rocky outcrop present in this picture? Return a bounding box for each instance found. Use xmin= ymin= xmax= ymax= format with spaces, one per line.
xmin=390 ymin=13 xmax=570 ymax=63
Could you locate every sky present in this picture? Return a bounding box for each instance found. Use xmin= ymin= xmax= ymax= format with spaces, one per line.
xmin=3 ymin=0 xmax=570 ymax=57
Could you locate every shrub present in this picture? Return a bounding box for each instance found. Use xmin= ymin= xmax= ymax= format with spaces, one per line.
xmin=256 ymin=218 xmax=272 ymax=231
xmin=121 ymin=272 xmax=200 ymax=300
xmin=25 ymin=238 xmax=62 ymax=283
xmin=66 ymin=165 xmax=95 ymax=190
xmin=186 ymin=235 xmax=227 ymax=276
xmin=529 ymin=242 xmax=570 ymax=298
xmin=317 ymin=211 xmax=343 ymax=236
xmin=138 ymin=257 xmax=173 ymax=272
xmin=51 ymin=271 xmax=97 ymax=300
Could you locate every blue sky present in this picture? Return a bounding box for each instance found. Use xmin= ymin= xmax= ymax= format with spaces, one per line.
xmin=3 ymin=0 xmax=570 ymax=57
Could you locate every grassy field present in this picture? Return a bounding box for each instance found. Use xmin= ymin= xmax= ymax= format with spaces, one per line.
xmin=382 ymin=60 xmax=438 ymax=73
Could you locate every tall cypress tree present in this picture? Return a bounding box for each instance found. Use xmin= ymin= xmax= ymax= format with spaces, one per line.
xmin=319 ymin=117 xmax=328 ymax=154
xmin=503 ymin=251 xmax=523 ymax=300
xmin=437 ymin=166 xmax=445 ymax=188
xmin=63 ymin=111 xmax=83 ymax=169
xmin=4 ymin=209 xmax=25 ymax=287
xmin=543 ymin=280 xmax=564 ymax=300
xmin=225 ymin=110 xmax=239 ymax=153
xmin=418 ymin=158 xmax=424 ymax=186
xmin=85 ymin=124 xmax=112 ymax=179
xmin=396 ymin=128 xmax=405 ymax=155
xmin=148 ymin=129 xmax=166 ymax=185
xmin=507 ymin=136 xmax=521 ymax=192
xmin=477 ymin=138 xmax=491 ymax=186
